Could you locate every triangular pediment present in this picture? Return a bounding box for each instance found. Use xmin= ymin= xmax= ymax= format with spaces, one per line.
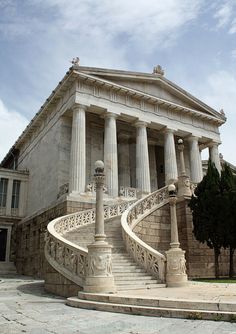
xmin=75 ymin=66 xmax=224 ymax=121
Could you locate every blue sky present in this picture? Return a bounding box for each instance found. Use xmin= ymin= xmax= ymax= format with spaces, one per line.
xmin=0 ymin=0 xmax=236 ymax=164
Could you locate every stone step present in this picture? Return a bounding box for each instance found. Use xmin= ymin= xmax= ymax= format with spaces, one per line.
xmin=112 ymin=268 xmax=144 ymax=273
xmin=112 ymin=272 xmax=151 ymax=277
xmin=66 ymin=290 xmax=236 ymax=321
xmin=114 ymin=277 xmax=157 ymax=283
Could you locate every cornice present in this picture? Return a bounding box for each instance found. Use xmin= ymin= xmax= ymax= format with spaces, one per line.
xmin=75 ymin=71 xmax=225 ymax=126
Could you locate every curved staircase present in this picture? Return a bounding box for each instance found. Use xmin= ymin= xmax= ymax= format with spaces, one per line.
xmin=64 ymin=217 xmax=163 ymax=290
xmin=45 ymin=186 xmax=170 ymax=294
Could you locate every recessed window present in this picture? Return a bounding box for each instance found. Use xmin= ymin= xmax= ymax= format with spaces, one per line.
xmin=11 ymin=180 xmax=21 ymax=209
xmin=0 ymin=178 xmax=8 ymax=208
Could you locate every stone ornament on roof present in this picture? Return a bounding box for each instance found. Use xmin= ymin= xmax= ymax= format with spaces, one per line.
xmin=153 ymin=65 xmax=164 ymax=76
xmin=220 ymin=108 xmax=225 ymax=116
xmin=71 ymin=57 xmax=80 ymax=66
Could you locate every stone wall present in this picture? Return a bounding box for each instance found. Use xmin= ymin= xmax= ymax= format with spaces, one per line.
xmin=16 ymin=200 xmax=94 ymax=278
xmin=133 ymin=204 xmax=170 ymax=254
xmin=44 ymin=262 xmax=81 ymax=297
xmin=133 ymin=199 xmax=236 ymax=278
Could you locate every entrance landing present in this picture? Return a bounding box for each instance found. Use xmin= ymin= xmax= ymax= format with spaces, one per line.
xmin=67 ymin=281 xmax=236 ymax=321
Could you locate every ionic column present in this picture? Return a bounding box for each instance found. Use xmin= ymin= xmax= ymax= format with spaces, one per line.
xmin=69 ymin=104 xmax=86 ymax=194
xmin=104 ymin=113 xmax=118 ymax=197
xmin=209 ymin=142 xmax=221 ymax=173
xmin=135 ymin=121 xmax=151 ymax=193
xmin=118 ymin=132 xmax=130 ymax=188
xmin=164 ymin=129 xmax=178 ymax=184
xmin=188 ymin=136 xmax=202 ymax=183
xmin=148 ymin=141 xmax=158 ymax=191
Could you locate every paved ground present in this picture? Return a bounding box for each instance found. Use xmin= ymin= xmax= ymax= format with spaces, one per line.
xmin=1 ymin=275 xmax=236 ymax=334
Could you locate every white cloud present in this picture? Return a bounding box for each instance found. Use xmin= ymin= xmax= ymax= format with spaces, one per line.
xmin=1 ymin=0 xmax=203 ymax=48
xmin=214 ymin=0 xmax=236 ymax=33
xmin=0 ymin=99 xmax=28 ymax=162
xmin=197 ymin=71 xmax=236 ymax=165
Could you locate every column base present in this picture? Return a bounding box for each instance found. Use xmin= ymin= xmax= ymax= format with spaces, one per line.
xmin=84 ymin=241 xmax=116 ymax=294
xmin=165 ymin=248 xmax=188 ymax=287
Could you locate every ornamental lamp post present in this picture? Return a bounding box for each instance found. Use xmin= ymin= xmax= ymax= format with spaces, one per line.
xmin=165 ymin=183 xmax=188 ymax=287
xmin=84 ymin=161 xmax=116 ymax=293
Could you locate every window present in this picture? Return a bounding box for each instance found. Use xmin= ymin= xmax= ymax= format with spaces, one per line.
xmin=11 ymin=180 xmax=21 ymax=209
xmin=0 ymin=178 xmax=8 ymax=208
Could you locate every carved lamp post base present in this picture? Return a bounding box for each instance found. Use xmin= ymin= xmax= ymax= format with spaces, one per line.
xmin=177 ymin=175 xmax=192 ymax=197
xmin=84 ymin=242 xmax=116 ymax=293
xmin=165 ymin=248 xmax=188 ymax=287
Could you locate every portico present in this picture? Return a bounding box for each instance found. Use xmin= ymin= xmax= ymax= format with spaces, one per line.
xmin=67 ymin=101 xmax=223 ymax=199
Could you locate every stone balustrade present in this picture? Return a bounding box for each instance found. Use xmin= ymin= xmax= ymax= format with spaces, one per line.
xmin=121 ymin=186 xmax=169 ymax=282
xmin=45 ymin=201 xmax=135 ymax=288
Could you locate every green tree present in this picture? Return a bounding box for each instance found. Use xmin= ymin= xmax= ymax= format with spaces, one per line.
xmin=220 ymin=163 xmax=236 ymax=278
xmin=189 ymin=160 xmax=224 ymax=278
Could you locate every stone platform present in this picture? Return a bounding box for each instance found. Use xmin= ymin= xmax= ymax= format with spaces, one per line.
xmin=67 ymin=281 xmax=236 ymax=321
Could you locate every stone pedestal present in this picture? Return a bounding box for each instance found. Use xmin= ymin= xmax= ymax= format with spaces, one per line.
xmin=84 ymin=242 xmax=116 ymax=293
xmin=178 ymin=175 xmax=192 ymax=197
xmin=166 ymin=248 xmax=188 ymax=287
xmin=84 ymin=160 xmax=116 ymax=293
xmin=166 ymin=185 xmax=188 ymax=287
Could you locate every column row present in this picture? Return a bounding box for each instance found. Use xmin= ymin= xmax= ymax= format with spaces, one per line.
xmin=68 ymin=104 xmax=221 ymax=196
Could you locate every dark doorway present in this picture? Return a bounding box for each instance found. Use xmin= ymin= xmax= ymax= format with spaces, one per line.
xmin=0 ymin=228 xmax=7 ymax=261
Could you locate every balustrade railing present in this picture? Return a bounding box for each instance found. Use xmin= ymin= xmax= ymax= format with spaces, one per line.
xmin=119 ymin=186 xmax=138 ymax=198
xmin=45 ymin=200 xmax=135 ymax=287
xmin=121 ymin=186 xmax=169 ymax=282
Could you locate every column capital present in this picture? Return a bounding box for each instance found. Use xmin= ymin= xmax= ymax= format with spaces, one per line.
xmin=134 ymin=120 xmax=148 ymax=128
xmin=163 ymin=128 xmax=176 ymax=134
xmin=187 ymin=135 xmax=199 ymax=142
xmin=72 ymin=103 xmax=87 ymax=112
xmin=104 ymin=112 xmax=119 ymax=119
xmin=208 ymin=141 xmax=221 ymax=148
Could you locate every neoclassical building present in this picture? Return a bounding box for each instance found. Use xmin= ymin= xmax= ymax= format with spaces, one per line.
xmin=0 ymin=62 xmax=228 ymax=285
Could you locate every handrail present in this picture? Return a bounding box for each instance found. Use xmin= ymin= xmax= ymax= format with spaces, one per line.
xmin=121 ymin=186 xmax=169 ymax=282
xmin=45 ymin=200 xmax=135 ymax=287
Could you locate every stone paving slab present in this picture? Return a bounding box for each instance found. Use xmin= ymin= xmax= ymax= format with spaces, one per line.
xmin=1 ymin=275 xmax=236 ymax=333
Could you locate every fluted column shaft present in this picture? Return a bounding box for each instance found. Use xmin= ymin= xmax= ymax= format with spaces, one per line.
xmin=209 ymin=143 xmax=221 ymax=173
xmin=69 ymin=104 xmax=86 ymax=193
xmin=104 ymin=113 xmax=118 ymax=197
xmin=118 ymin=133 xmax=130 ymax=188
xmin=135 ymin=121 xmax=151 ymax=193
xmin=164 ymin=129 xmax=178 ymax=184
xmin=188 ymin=136 xmax=202 ymax=183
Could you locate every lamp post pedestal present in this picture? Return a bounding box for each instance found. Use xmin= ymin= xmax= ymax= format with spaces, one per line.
xmin=84 ymin=160 xmax=116 ymax=293
xmin=166 ymin=185 xmax=188 ymax=287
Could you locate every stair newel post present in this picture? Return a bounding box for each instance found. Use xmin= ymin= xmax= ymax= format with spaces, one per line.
xmin=177 ymin=139 xmax=192 ymax=198
xmin=84 ymin=160 xmax=116 ymax=293
xmin=165 ymin=184 xmax=188 ymax=287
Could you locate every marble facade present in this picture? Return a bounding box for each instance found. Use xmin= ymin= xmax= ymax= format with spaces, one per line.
xmin=0 ymin=64 xmax=226 ymax=279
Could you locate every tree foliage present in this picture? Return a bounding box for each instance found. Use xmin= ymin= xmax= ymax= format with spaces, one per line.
xmin=189 ymin=160 xmax=224 ymax=278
